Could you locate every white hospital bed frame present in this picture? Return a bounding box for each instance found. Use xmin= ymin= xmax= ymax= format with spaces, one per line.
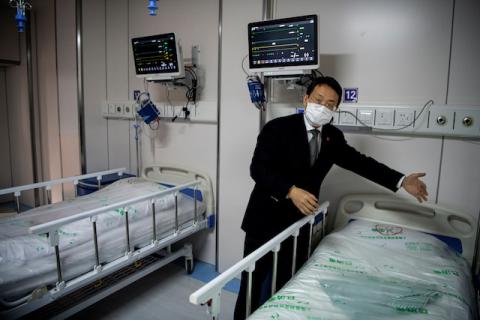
xmin=0 ymin=165 xmax=214 ymax=319
xmin=190 ymin=201 xmax=330 ymax=319
xmin=190 ymin=194 xmax=479 ymax=319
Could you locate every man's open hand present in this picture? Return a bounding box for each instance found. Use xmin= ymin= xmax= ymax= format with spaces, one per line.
xmin=402 ymin=173 xmax=428 ymax=203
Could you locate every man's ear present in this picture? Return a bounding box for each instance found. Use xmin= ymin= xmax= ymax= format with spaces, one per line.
xmin=303 ymin=95 xmax=308 ymax=107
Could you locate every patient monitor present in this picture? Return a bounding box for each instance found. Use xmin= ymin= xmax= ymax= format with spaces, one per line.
xmin=248 ymin=15 xmax=319 ymax=77
xmin=132 ymin=32 xmax=185 ymax=81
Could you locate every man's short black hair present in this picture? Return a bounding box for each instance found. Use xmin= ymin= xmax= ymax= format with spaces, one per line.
xmin=305 ymin=76 xmax=343 ymax=106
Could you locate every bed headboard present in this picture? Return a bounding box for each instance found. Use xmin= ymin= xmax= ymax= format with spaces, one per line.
xmin=335 ymin=194 xmax=477 ymax=265
xmin=142 ymin=165 xmax=214 ymax=217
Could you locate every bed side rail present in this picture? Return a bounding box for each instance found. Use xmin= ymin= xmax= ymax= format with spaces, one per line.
xmin=0 ymin=168 xmax=127 ymax=213
xmin=142 ymin=164 xmax=215 ymax=220
xmin=27 ymin=180 xmax=203 ymax=287
xmin=1 ymin=178 xmax=206 ymax=314
xmin=189 ymin=201 xmax=329 ymax=319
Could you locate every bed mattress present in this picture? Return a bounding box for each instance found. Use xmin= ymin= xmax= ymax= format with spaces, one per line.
xmin=248 ymin=219 xmax=476 ymax=320
xmin=0 ymin=177 xmax=205 ymax=300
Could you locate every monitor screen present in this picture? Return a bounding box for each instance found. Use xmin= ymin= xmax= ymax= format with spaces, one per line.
xmin=248 ymin=15 xmax=318 ymax=75
xmin=131 ymin=32 xmax=184 ymax=80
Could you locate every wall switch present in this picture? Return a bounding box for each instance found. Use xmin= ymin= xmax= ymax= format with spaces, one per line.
xmin=357 ymin=109 xmax=374 ymax=126
xmin=375 ymin=109 xmax=395 ymax=127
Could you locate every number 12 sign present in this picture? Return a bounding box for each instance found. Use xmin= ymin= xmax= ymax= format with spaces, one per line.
xmin=344 ymin=88 xmax=358 ymax=103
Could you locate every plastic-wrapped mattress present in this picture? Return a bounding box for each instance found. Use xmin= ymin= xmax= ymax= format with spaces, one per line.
xmin=248 ymin=220 xmax=476 ymax=320
xmin=0 ymin=177 xmax=205 ymax=300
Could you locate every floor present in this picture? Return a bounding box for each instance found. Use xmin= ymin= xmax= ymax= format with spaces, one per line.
xmin=69 ymin=260 xmax=238 ymax=320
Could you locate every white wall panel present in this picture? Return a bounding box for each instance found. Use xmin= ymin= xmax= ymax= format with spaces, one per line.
xmin=439 ymin=0 xmax=480 ymax=219
xmin=277 ymin=0 xmax=453 ymax=105
xmin=0 ymin=68 xmax=13 ymax=202
xmin=5 ymin=33 xmax=34 ymax=206
xmin=56 ymin=0 xmax=81 ymax=198
xmin=83 ymin=0 xmax=109 ymax=172
xmin=140 ymin=122 xmax=218 ymax=263
xmin=447 ymin=0 xmax=480 ymax=106
xmin=217 ymin=0 xmax=263 ymax=272
xmin=106 ymin=0 xmax=131 ymax=172
xmin=437 ymin=139 xmax=480 ymax=217
xmin=108 ymin=120 xmax=132 ymax=170
xmin=33 ymin=0 xmax=64 ymax=202
xmin=106 ymin=0 xmax=129 ymax=101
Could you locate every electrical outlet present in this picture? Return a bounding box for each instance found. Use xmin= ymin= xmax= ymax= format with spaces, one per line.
xmin=357 ymin=109 xmax=374 ymax=126
xmin=395 ymin=108 xmax=415 ymax=128
xmin=339 ymin=107 xmax=356 ymax=125
xmin=124 ymin=103 xmax=135 ymax=118
xmin=375 ymin=108 xmax=395 ymax=127
xmin=453 ymin=108 xmax=480 ymax=137
xmin=115 ymin=104 xmax=124 ymax=115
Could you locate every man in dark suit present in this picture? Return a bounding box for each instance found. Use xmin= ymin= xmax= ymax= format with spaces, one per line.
xmin=233 ymin=76 xmax=428 ymax=319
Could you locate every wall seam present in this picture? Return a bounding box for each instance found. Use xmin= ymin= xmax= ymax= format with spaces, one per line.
xmin=105 ymin=0 xmax=110 ymax=169
xmin=76 ymin=0 xmax=86 ymax=174
xmin=26 ymin=9 xmax=40 ymax=205
xmin=445 ymin=0 xmax=456 ymax=104
xmin=127 ymin=0 xmax=132 ymax=174
xmin=31 ymin=10 xmax=45 ymax=201
xmin=54 ymin=0 xmax=65 ymax=199
xmin=436 ymin=0 xmax=456 ymax=204
xmin=215 ymin=0 xmax=223 ymax=271
xmin=4 ymin=70 xmax=15 ymax=192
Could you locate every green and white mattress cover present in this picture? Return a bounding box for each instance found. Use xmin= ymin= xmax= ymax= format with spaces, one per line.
xmin=0 ymin=177 xmax=205 ymax=300
xmin=248 ymin=219 xmax=476 ymax=320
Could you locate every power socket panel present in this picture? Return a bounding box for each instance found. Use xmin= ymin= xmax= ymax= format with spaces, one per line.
xmin=103 ymin=101 xmax=136 ymax=120
xmin=333 ymin=104 xmax=479 ymax=138
xmin=395 ymin=108 xmax=415 ymax=128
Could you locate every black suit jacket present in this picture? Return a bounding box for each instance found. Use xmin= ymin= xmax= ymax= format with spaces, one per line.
xmin=241 ymin=113 xmax=404 ymax=240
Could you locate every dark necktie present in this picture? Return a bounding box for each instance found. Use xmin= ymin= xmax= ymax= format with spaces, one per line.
xmin=309 ymin=129 xmax=319 ymax=166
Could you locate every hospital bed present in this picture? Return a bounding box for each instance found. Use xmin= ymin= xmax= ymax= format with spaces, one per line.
xmin=0 ymin=165 xmax=214 ymax=319
xmin=190 ymin=194 xmax=478 ymax=319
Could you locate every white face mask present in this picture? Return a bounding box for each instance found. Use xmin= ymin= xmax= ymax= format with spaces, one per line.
xmin=305 ymin=102 xmax=334 ymax=127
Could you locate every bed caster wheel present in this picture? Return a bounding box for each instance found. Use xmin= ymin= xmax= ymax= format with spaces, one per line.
xmin=185 ymin=258 xmax=194 ymax=274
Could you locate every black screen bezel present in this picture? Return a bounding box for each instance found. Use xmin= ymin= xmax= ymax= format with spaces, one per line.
xmin=248 ymin=15 xmax=318 ymax=70
xmin=131 ymin=32 xmax=180 ymax=75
